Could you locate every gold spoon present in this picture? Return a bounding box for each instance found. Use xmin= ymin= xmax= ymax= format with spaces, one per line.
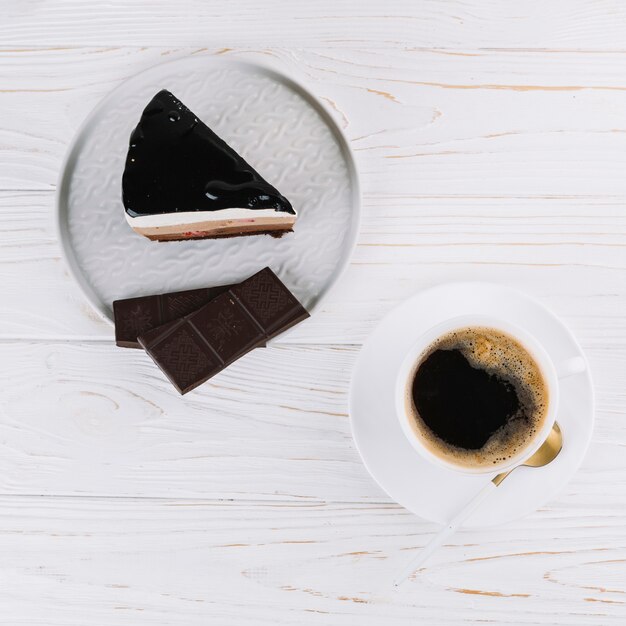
xmin=393 ymin=423 xmax=563 ymax=586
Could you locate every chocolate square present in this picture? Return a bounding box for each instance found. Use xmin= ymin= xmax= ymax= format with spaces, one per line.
xmin=232 ymin=268 xmax=302 ymax=335
xmin=148 ymin=324 xmax=220 ymax=394
xmin=190 ymin=294 xmax=261 ymax=362
xmin=114 ymin=298 xmax=161 ymax=348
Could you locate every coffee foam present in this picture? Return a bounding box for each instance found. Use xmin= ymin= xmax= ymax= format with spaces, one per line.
xmin=405 ymin=326 xmax=550 ymax=469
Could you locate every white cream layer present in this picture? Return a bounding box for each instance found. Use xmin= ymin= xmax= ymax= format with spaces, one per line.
xmin=125 ymin=207 xmax=296 ymax=228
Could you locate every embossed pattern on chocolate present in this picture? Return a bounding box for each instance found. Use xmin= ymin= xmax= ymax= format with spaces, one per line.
xmin=114 ymin=284 xmax=232 ymax=348
xmin=138 ymin=268 xmax=309 ymax=394
xmin=192 ymin=296 xmax=261 ymax=361
xmin=120 ymin=301 xmax=159 ymax=343
xmin=150 ymin=326 xmax=218 ymax=391
xmin=234 ymin=268 xmax=294 ymax=327
xmin=164 ymin=291 xmax=220 ymax=320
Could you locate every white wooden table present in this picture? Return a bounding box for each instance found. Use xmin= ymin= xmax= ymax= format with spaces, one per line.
xmin=2 ymin=2 xmax=626 ymax=624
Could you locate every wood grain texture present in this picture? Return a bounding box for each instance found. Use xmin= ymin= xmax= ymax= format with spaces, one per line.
xmin=0 ymin=496 xmax=625 ymax=625
xmin=5 ymin=46 xmax=626 ymax=194
xmin=0 ymin=341 xmax=623 ymax=501
xmin=5 ymin=1 xmax=626 ymax=49
xmin=2 ymin=2 xmax=626 ymax=622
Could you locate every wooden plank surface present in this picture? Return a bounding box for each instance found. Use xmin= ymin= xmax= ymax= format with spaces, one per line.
xmin=5 ymin=46 xmax=626 ymax=194
xmin=2 ymin=1 xmax=626 ymax=623
xmin=0 ymin=495 xmax=625 ymax=625
xmin=4 ymin=1 xmax=626 ymax=49
xmin=0 ymin=342 xmax=623 ymax=501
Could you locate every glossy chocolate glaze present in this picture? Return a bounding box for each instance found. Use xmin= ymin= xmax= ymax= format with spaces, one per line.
xmin=122 ymin=90 xmax=295 ymax=218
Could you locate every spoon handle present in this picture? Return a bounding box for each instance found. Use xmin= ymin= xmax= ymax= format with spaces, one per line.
xmin=394 ymin=475 xmax=506 ymax=586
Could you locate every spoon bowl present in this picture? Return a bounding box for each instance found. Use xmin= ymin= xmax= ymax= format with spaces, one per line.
xmin=493 ymin=422 xmax=563 ymax=485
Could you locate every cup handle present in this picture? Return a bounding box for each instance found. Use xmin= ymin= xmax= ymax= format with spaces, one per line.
xmin=556 ymin=356 xmax=587 ymax=379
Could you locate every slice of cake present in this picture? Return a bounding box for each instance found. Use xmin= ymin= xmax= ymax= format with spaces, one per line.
xmin=122 ymin=90 xmax=296 ymax=241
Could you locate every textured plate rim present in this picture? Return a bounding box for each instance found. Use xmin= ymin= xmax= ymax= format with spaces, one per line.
xmin=55 ymin=54 xmax=361 ymax=327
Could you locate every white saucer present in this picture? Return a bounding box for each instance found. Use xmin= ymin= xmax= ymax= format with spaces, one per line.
xmin=349 ymin=283 xmax=594 ymax=528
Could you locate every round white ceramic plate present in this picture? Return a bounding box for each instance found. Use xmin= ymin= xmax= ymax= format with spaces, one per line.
xmin=350 ymin=283 xmax=594 ymax=528
xmin=56 ymin=56 xmax=360 ymax=326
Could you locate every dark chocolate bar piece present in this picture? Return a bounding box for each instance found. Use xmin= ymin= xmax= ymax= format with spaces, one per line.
xmin=138 ymin=268 xmax=309 ymax=394
xmin=113 ymin=284 xmax=232 ymax=348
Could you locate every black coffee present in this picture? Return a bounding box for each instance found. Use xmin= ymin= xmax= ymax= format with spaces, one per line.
xmin=407 ymin=327 xmax=549 ymax=469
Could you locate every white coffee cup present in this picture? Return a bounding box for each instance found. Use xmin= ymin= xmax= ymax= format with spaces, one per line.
xmin=395 ymin=314 xmax=586 ymax=474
